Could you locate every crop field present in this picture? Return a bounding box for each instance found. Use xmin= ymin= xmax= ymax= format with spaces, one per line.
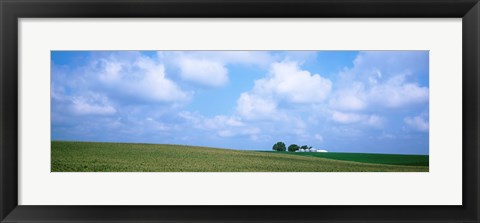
xmin=51 ymin=141 xmax=429 ymax=172
xmin=265 ymin=151 xmax=428 ymax=166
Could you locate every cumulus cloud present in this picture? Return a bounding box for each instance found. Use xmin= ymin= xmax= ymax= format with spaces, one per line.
xmin=98 ymin=56 xmax=189 ymax=103
xmin=166 ymin=51 xmax=274 ymax=66
xmin=202 ymin=51 xmax=274 ymax=66
xmin=258 ymin=61 xmax=332 ymax=103
xmin=175 ymin=57 xmax=228 ymax=87
xmin=50 ymin=51 xmax=195 ymax=146
xmin=369 ymin=74 xmax=429 ymax=108
xmin=348 ymin=51 xmax=428 ymax=81
xmin=404 ymin=113 xmax=429 ymax=132
xmin=330 ymin=82 xmax=367 ymax=111
xmin=236 ymin=93 xmax=279 ymax=120
xmin=331 ymin=75 xmax=428 ymax=110
xmin=332 ymin=111 xmax=364 ymax=123
xmin=51 ymin=50 xmax=429 ymax=154
xmin=331 ymin=111 xmax=384 ymax=127
xmin=331 ymin=51 xmax=429 ymax=111
xmin=230 ymin=60 xmax=335 ymax=140
xmin=71 ymin=94 xmax=116 ymax=115
xmin=236 ymin=60 xmax=332 ymax=121
xmin=178 ymin=111 xmax=260 ymax=139
xmin=162 ymin=51 xmax=275 ymax=87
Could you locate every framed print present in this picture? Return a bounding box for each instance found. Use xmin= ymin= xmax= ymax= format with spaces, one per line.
xmin=1 ymin=0 xmax=479 ymax=222
xmin=49 ymin=50 xmax=430 ymax=173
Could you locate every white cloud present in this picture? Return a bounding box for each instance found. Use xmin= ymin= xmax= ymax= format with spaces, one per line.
xmin=235 ymin=60 xmax=332 ymax=121
xmin=161 ymin=51 xmax=275 ymax=87
xmin=332 ymin=111 xmax=364 ymax=124
xmin=71 ymin=94 xmax=116 ymax=115
xmin=258 ymin=61 xmax=332 ymax=103
xmin=331 ymin=111 xmax=384 ymax=127
xmin=365 ymin=115 xmax=384 ymax=127
xmin=314 ymin=134 xmax=324 ymax=142
xmin=231 ymin=60 xmax=333 ymax=139
xmin=404 ymin=113 xmax=429 ymax=132
xmin=236 ymin=93 xmax=279 ymax=120
xmin=217 ymin=130 xmax=235 ymax=137
xmin=353 ymin=51 xmax=428 ymax=76
xmin=369 ymin=75 xmax=429 ymax=108
xmin=98 ymin=60 xmax=123 ymax=82
xmin=161 ymin=51 xmax=274 ymax=67
xmin=52 ymin=51 xmax=430 ymax=152
xmin=51 ymin=83 xmax=67 ymax=102
xmin=175 ymin=57 xmax=228 ymax=87
xmin=178 ymin=112 xmax=260 ymax=139
xmin=203 ymin=115 xmax=246 ymax=129
xmin=206 ymin=51 xmax=274 ymax=66
xmin=332 ymin=52 xmax=429 ymax=111
xmin=98 ymin=56 xmax=189 ymax=103
xmin=144 ymin=117 xmax=171 ymax=131
xmin=330 ymin=82 xmax=367 ymax=111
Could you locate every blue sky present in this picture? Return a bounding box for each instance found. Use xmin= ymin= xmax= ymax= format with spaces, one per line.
xmin=51 ymin=51 xmax=429 ymax=155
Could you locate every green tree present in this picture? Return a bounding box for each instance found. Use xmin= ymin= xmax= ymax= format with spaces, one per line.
xmin=301 ymin=145 xmax=309 ymax=151
xmin=288 ymin=144 xmax=300 ymax=152
xmin=272 ymin=142 xmax=286 ymax=151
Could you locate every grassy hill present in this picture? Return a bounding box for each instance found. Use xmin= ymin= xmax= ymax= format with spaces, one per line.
xmin=51 ymin=141 xmax=428 ymax=172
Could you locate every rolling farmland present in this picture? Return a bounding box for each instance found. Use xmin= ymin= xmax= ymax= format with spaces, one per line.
xmin=51 ymin=141 xmax=428 ymax=172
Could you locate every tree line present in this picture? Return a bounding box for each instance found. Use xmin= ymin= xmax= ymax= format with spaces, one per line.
xmin=272 ymin=141 xmax=312 ymax=152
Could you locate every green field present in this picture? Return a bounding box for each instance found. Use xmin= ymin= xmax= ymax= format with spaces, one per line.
xmin=264 ymin=151 xmax=428 ymax=166
xmin=51 ymin=141 xmax=429 ymax=172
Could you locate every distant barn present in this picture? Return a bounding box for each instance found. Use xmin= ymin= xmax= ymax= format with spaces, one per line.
xmin=295 ymin=148 xmax=328 ymax=153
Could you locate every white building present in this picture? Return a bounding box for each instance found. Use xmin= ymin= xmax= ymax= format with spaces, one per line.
xmin=295 ymin=148 xmax=328 ymax=152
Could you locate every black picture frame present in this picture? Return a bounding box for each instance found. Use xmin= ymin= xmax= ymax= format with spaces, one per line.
xmin=1 ymin=0 xmax=479 ymax=222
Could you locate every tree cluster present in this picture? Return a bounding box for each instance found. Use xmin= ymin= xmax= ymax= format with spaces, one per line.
xmin=272 ymin=142 xmax=312 ymax=152
xmin=272 ymin=142 xmax=286 ymax=151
